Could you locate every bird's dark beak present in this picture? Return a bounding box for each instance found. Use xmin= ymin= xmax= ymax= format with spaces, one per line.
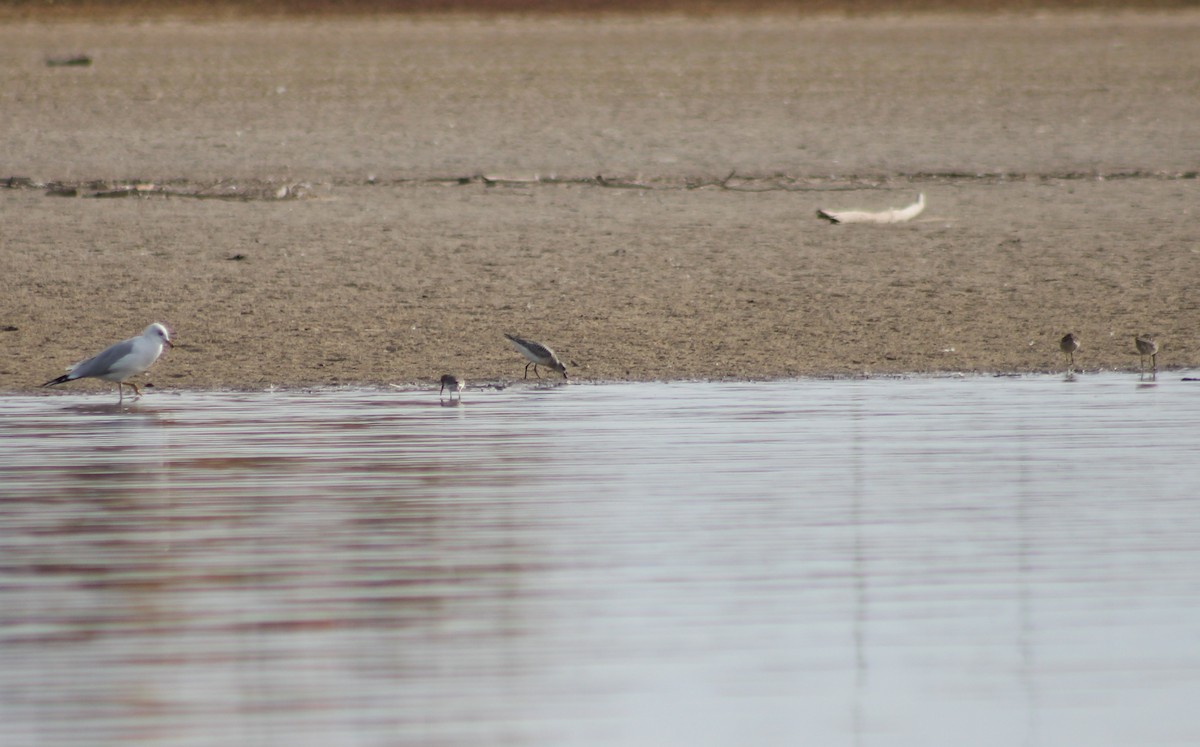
xmin=164 ymin=339 xmax=174 ymax=348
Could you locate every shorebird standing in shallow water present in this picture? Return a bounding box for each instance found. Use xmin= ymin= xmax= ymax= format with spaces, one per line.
xmin=1059 ymin=332 xmax=1080 ymax=372
xmin=1135 ymin=334 xmax=1159 ymax=374
xmin=504 ymin=333 xmax=568 ymax=379
xmin=439 ymin=374 xmax=464 ymax=401
xmin=42 ymin=322 xmax=173 ymax=404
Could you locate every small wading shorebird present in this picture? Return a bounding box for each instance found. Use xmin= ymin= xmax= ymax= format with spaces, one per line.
xmin=1060 ymin=332 xmax=1080 ymax=371
xmin=42 ymin=322 xmax=173 ymax=403
xmin=1135 ymin=334 xmax=1159 ymax=373
xmin=504 ymin=333 xmax=568 ymax=379
xmin=439 ymin=374 xmax=464 ymax=401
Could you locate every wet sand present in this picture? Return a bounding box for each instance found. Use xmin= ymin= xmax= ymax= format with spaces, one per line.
xmin=2 ymin=11 xmax=1198 ymax=391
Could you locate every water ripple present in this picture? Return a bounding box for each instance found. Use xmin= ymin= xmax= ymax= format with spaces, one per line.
xmin=2 ymin=376 xmax=1199 ymax=746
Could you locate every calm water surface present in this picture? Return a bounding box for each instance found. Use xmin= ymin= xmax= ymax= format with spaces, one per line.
xmin=2 ymin=375 xmax=1199 ymax=747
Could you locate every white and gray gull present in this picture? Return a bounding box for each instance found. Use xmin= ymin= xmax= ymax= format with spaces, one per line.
xmin=42 ymin=322 xmax=173 ymax=403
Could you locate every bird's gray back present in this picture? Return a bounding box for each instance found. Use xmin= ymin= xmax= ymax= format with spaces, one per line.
xmin=70 ymin=338 xmax=139 ymax=379
xmin=508 ymin=334 xmax=553 ymax=358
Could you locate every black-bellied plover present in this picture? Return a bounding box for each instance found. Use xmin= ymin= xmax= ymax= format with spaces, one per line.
xmin=439 ymin=374 xmax=464 ymax=400
xmin=504 ymin=333 xmax=568 ymax=379
xmin=1060 ymin=332 xmax=1080 ymax=371
xmin=1135 ymin=334 xmax=1159 ymax=373
xmin=42 ymin=322 xmax=173 ymax=403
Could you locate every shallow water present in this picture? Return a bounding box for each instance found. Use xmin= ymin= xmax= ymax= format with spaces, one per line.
xmin=2 ymin=374 xmax=1199 ymax=747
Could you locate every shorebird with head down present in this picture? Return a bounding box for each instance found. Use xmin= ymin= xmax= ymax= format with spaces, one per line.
xmin=439 ymin=374 xmax=464 ymax=401
xmin=504 ymin=333 xmax=568 ymax=379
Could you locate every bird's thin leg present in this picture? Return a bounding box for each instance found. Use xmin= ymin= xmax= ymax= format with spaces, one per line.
xmin=127 ymin=382 xmax=143 ymax=399
xmin=1152 ymin=353 xmax=1158 ymax=373
xmin=524 ymin=363 xmax=532 ymax=379
xmin=533 ymin=365 xmax=542 ymax=379
xmin=117 ymin=383 xmax=124 ymax=404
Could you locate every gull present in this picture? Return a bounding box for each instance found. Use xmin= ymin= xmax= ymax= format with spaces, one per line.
xmin=817 ymin=193 xmax=925 ymax=225
xmin=504 ymin=333 xmax=568 ymax=379
xmin=1060 ymin=332 xmax=1080 ymax=371
xmin=439 ymin=374 xmax=464 ymax=401
xmin=1135 ymin=334 xmax=1159 ymax=373
xmin=42 ymin=322 xmax=173 ymax=403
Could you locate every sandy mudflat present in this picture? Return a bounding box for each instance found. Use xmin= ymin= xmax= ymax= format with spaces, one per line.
xmin=1 ymin=10 xmax=1198 ymax=391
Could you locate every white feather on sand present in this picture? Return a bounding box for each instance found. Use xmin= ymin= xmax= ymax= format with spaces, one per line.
xmin=817 ymin=193 xmax=926 ymax=225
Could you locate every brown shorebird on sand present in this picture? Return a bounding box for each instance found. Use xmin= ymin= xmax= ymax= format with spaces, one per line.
xmin=505 ymin=333 xmax=568 ymax=379
xmin=1135 ymin=334 xmax=1159 ymax=373
xmin=439 ymin=374 xmax=464 ymax=401
xmin=1059 ymin=332 xmax=1080 ymax=371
